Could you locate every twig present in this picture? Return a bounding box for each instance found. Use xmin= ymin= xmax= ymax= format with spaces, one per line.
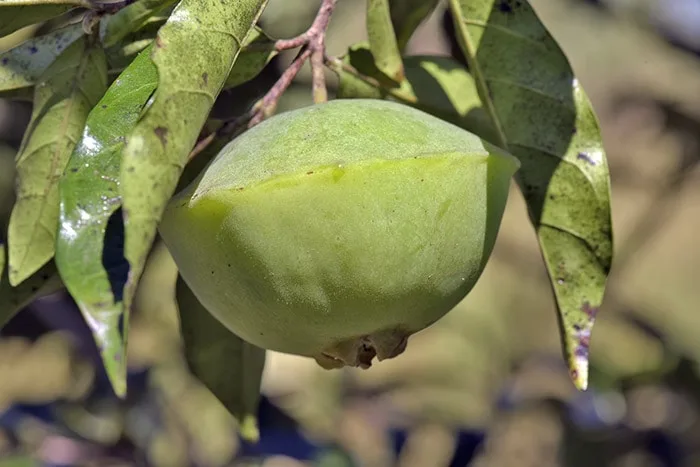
xmin=249 ymin=48 xmax=312 ymax=127
xmin=187 ymin=0 xmax=338 ymax=161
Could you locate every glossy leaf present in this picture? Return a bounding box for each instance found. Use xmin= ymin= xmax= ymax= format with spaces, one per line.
xmin=100 ymin=0 xmax=177 ymax=48
xmin=7 ymin=36 xmax=107 ymax=286
xmin=389 ymin=0 xmax=440 ymax=52
xmin=0 ymin=261 xmax=63 ymax=328
xmin=0 ymin=23 xmax=84 ymax=92
xmin=0 ymin=2 xmax=80 ymax=37
xmin=447 ymin=0 xmax=613 ymax=390
xmin=366 ymin=0 xmax=403 ymax=84
xmin=119 ymin=0 xmax=267 ymax=322
xmin=223 ymin=26 xmax=277 ymax=89
xmin=56 ymin=45 xmax=158 ymax=397
xmin=175 ymin=275 xmax=266 ymax=442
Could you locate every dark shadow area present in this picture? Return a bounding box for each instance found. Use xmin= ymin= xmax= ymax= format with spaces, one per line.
xmin=102 ymin=207 xmax=128 ymax=304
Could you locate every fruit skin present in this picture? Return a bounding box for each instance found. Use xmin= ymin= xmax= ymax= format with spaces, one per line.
xmin=159 ymin=98 xmax=519 ymax=369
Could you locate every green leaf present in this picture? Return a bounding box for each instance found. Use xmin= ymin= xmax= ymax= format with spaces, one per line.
xmin=0 ymin=23 xmax=84 ymax=92
xmin=103 ymin=12 xmax=170 ymax=73
xmin=0 ymin=261 xmax=63 ymax=328
xmin=119 ymin=0 xmax=267 ymax=321
xmin=389 ymin=0 xmax=440 ymax=52
xmin=175 ymin=275 xmax=266 ymax=442
xmin=0 ymin=2 xmax=81 ymax=38
xmin=7 ymin=36 xmax=108 ymax=287
xmin=100 ymin=0 xmax=177 ymax=48
xmin=366 ymin=0 xmax=404 ymax=84
xmin=223 ymin=26 xmax=277 ymax=90
xmin=335 ymin=44 xmax=496 ymax=141
xmin=446 ymin=0 xmax=613 ymax=390
xmin=56 ymin=45 xmax=158 ymax=398
xmin=105 ymin=29 xmax=156 ymax=73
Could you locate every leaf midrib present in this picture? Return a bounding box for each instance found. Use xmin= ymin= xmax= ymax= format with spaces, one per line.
xmin=448 ymin=0 xmax=509 ymax=151
xmin=13 ymin=42 xmax=93 ymax=280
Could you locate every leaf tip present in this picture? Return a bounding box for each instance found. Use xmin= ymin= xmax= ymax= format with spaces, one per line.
xmin=8 ymin=261 xmax=40 ymax=288
xmin=568 ymin=354 xmax=589 ymax=391
xmin=104 ymin=351 xmax=128 ymax=399
xmin=239 ymin=414 xmax=260 ymax=443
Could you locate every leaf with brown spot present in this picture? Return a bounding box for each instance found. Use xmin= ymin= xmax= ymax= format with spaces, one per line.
xmin=118 ymin=0 xmax=268 ymax=330
xmin=7 ymin=36 xmax=108 ymax=286
xmin=153 ymin=126 xmax=167 ymax=146
xmin=445 ymin=0 xmax=612 ymax=390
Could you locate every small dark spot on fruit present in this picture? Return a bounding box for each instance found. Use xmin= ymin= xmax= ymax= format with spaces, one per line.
xmin=420 ymin=178 xmax=424 ymax=182
xmin=211 ymin=270 xmax=215 ymax=274
xmin=70 ymin=167 xmax=78 ymax=173
xmin=201 ymin=72 xmax=208 ymax=86
xmin=154 ymin=127 xmax=168 ymax=146
xmin=29 ymin=46 xmax=38 ymax=54
xmin=101 ymin=104 xmax=107 ymax=109
xmin=306 ymin=171 xmax=314 ymax=175
xmin=31 ymin=286 xmax=39 ymax=293
xmin=126 ymin=166 xmax=135 ymax=173
xmin=227 ymin=263 xmax=231 ymax=268
xmin=1 ymin=58 xmax=8 ymax=65
xmin=155 ymin=36 xmax=164 ymax=48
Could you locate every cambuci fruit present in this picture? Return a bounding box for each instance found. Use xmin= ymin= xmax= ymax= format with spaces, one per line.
xmin=160 ymin=99 xmax=519 ymax=369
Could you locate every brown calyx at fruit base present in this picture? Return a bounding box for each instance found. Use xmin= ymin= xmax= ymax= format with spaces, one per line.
xmin=313 ymin=327 xmax=410 ymax=370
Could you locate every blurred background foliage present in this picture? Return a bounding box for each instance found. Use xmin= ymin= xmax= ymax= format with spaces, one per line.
xmin=2 ymin=0 xmax=700 ymax=466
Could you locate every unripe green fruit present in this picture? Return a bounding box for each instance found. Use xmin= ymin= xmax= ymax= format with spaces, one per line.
xmin=160 ymin=99 xmax=519 ymax=369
